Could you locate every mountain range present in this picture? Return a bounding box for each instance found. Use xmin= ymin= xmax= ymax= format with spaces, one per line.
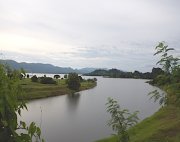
xmin=0 ymin=60 xmax=97 ymax=74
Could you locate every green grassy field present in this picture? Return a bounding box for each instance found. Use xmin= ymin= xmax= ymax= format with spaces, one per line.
xmin=97 ymin=83 xmax=180 ymax=142
xmin=19 ymin=78 xmax=96 ymax=100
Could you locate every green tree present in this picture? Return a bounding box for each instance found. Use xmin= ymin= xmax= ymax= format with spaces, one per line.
xmin=66 ymin=73 xmax=81 ymax=91
xmin=151 ymin=67 xmax=164 ymax=79
xmin=149 ymin=42 xmax=180 ymax=106
xmin=78 ymin=76 xmax=83 ymax=82
xmin=64 ymin=74 xmax=67 ymax=79
xmin=106 ymin=98 xmax=139 ymax=142
xmin=0 ymin=64 xmax=44 ymax=142
xmin=154 ymin=42 xmax=179 ymax=74
xmin=54 ymin=74 xmax=60 ymax=79
xmin=26 ymin=74 xmax=30 ymax=78
xmin=31 ymin=75 xmax=38 ymax=82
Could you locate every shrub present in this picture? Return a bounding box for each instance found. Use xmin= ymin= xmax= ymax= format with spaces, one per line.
xmin=39 ymin=77 xmax=56 ymax=84
xmin=67 ymin=73 xmax=81 ymax=90
xmin=54 ymin=74 xmax=60 ymax=79
xmin=0 ymin=64 xmax=44 ymax=142
xmin=64 ymin=74 xmax=67 ymax=79
xmin=93 ymin=78 xmax=97 ymax=81
xmin=78 ymin=76 xmax=83 ymax=82
xmin=87 ymin=78 xmax=97 ymax=82
xmin=155 ymin=74 xmax=171 ymax=86
xmin=31 ymin=75 xmax=38 ymax=82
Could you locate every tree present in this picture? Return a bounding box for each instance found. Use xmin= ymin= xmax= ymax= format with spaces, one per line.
xmin=154 ymin=42 xmax=179 ymax=74
xmin=54 ymin=74 xmax=60 ymax=79
xmin=106 ymin=98 xmax=139 ymax=142
xmin=78 ymin=76 xmax=83 ymax=82
xmin=64 ymin=74 xmax=67 ymax=79
xmin=31 ymin=75 xmax=38 ymax=82
xmin=0 ymin=64 xmax=44 ymax=142
xmin=151 ymin=67 xmax=164 ymax=78
xmin=149 ymin=42 xmax=180 ymax=106
xmin=93 ymin=78 xmax=97 ymax=82
xmin=66 ymin=73 xmax=81 ymax=91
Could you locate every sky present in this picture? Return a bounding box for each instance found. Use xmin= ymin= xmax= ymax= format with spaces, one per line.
xmin=0 ymin=0 xmax=180 ymax=72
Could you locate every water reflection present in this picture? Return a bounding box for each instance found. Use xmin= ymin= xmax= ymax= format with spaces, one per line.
xmin=65 ymin=93 xmax=81 ymax=112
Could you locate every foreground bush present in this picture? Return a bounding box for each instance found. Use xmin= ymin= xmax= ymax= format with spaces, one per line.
xmin=0 ymin=64 xmax=44 ymax=142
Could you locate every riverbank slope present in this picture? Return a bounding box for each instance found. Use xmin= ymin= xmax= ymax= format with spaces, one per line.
xmin=97 ymin=83 xmax=180 ymax=142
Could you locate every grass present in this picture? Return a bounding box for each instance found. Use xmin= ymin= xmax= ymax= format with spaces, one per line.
xmin=97 ymin=83 xmax=180 ymax=142
xmin=18 ymin=78 xmax=96 ymax=100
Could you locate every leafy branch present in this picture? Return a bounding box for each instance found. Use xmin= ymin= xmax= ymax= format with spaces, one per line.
xmin=106 ymin=98 xmax=139 ymax=142
xmin=154 ymin=41 xmax=179 ymax=74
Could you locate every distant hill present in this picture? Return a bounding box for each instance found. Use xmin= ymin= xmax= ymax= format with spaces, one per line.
xmin=0 ymin=60 xmax=97 ymax=74
xmin=78 ymin=68 xmax=98 ymax=74
xmin=85 ymin=68 xmax=164 ymax=79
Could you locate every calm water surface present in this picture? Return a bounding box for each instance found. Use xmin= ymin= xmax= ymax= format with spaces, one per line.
xmin=20 ymin=77 xmax=160 ymax=142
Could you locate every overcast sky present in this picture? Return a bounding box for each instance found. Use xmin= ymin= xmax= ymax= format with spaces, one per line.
xmin=0 ymin=0 xmax=180 ymax=72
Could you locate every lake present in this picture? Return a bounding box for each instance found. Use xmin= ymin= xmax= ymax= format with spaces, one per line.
xmin=20 ymin=76 xmax=161 ymax=142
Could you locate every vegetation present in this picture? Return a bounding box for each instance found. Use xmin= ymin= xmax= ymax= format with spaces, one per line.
xmin=149 ymin=42 xmax=180 ymax=106
xmin=106 ymin=98 xmax=139 ymax=142
xmin=38 ymin=76 xmax=56 ymax=84
xmin=66 ymin=73 xmax=81 ymax=91
xmin=97 ymin=42 xmax=180 ymax=142
xmin=18 ymin=76 xmax=96 ymax=100
xmin=86 ymin=68 xmax=163 ymax=79
xmin=64 ymin=74 xmax=67 ymax=79
xmin=97 ymin=105 xmax=180 ymax=142
xmin=54 ymin=74 xmax=60 ymax=79
xmin=31 ymin=75 xmax=38 ymax=82
xmin=0 ymin=64 xmax=44 ymax=142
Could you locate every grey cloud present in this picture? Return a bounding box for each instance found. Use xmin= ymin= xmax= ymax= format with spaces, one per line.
xmin=0 ymin=0 xmax=180 ymax=72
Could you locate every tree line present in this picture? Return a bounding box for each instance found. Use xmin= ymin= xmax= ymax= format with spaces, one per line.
xmin=85 ymin=67 xmax=164 ymax=79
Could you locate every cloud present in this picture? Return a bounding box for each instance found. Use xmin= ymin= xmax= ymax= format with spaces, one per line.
xmin=0 ymin=0 xmax=180 ymax=72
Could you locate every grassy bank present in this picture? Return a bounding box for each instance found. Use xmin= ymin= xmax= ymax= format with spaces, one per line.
xmin=97 ymin=83 xmax=180 ymax=142
xmin=19 ymin=78 xmax=96 ymax=100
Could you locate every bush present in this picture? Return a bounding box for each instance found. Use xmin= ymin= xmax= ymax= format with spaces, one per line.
xmin=172 ymin=67 xmax=180 ymax=83
xmin=67 ymin=73 xmax=81 ymax=90
xmin=87 ymin=78 xmax=97 ymax=82
xmin=78 ymin=76 xmax=83 ymax=82
xmin=39 ymin=77 xmax=56 ymax=84
xmin=155 ymin=75 xmax=171 ymax=86
xmin=93 ymin=78 xmax=97 ymax=81
xmin=54 ymin=74 xmax=60 ymax=79
xmin=0 ymin=65 xmax=44 ymax=142
xmin=64 ymin=74 xmax=67 ymax=79
xmin=31 ymin=75 xmax=38 ymax=82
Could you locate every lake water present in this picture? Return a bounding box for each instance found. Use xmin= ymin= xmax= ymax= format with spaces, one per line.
xmin=20 ymin=76 xmax=161 ymax=142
